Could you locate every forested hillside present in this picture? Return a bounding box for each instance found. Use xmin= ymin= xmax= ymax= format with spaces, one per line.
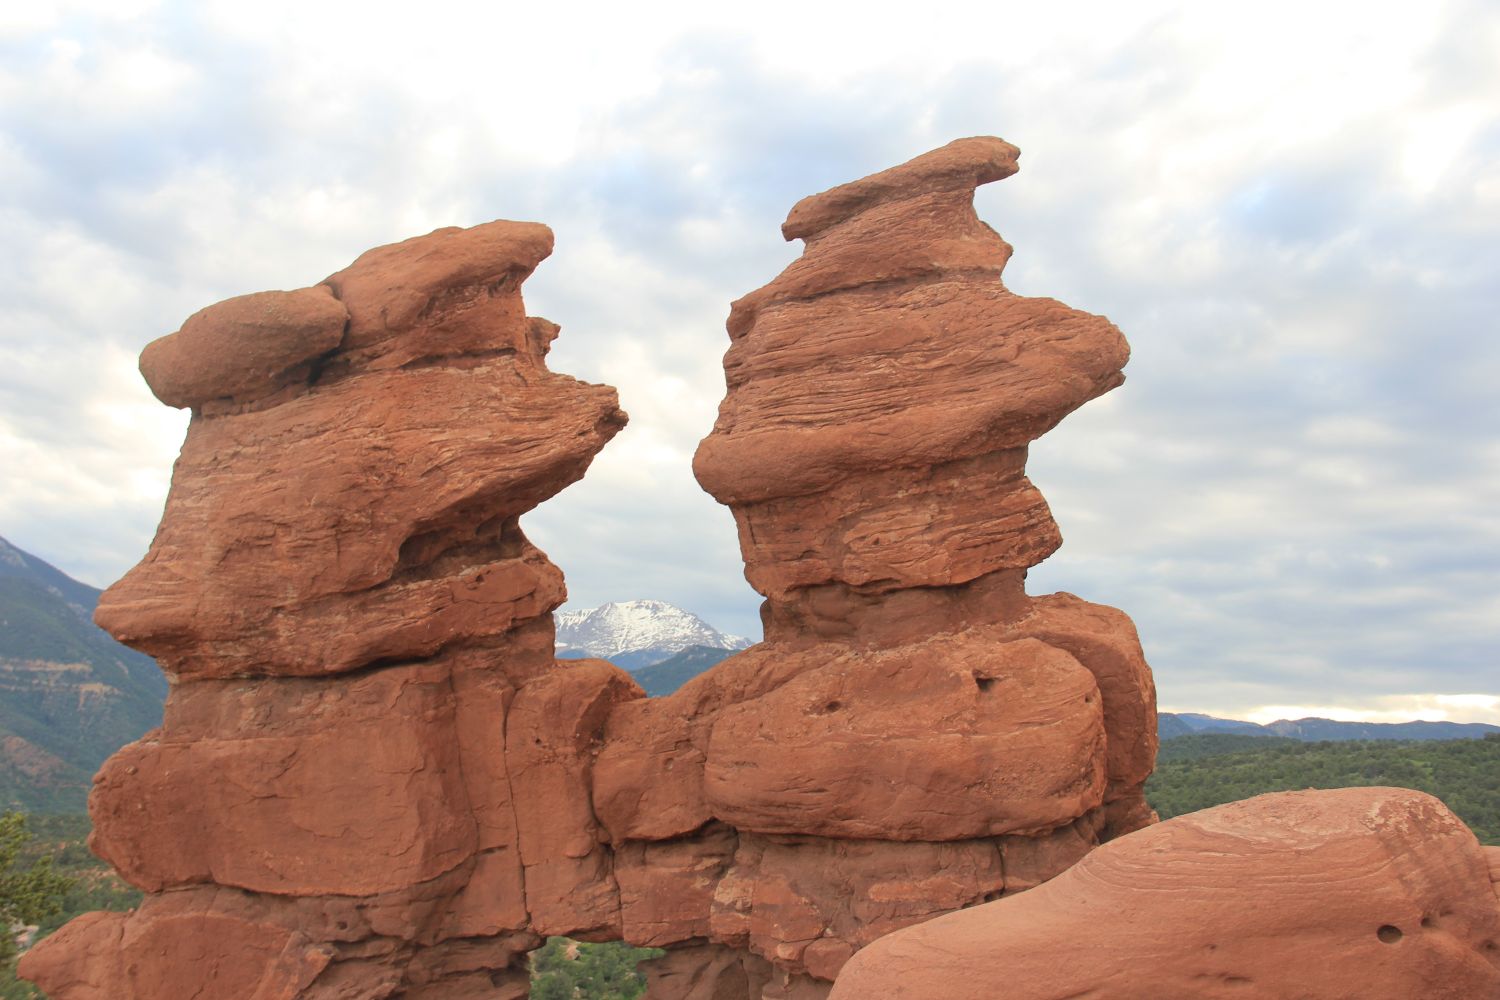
xmin=630 ymin=645 xmax=736 ymax=696
xmin=1146 ymin=733 xmax=1500 ymax=844
xmin=0 ymin=538 xmax=167 ymax=813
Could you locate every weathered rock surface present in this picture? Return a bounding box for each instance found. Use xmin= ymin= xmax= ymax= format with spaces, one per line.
xmin=26 ymin=139 xmax=1160 ymax=999
xmin=602 ymin=137 xmax=1156 ymax=993
xmin=830 ymin=788 xmax=1500 ymax=1000
xmin=98 ymin=224 xmax=621 ymax=680
xmin=139 ymin=286 xmax=348 ymax=410
xmin=21 ymin=220 xmax=629 ymax=998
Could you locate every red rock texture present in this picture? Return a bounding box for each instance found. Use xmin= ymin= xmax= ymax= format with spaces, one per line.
xmin=21 ymin=220 xmax=630 ymax=998
xmin=24 ymin=139 xmax=1160 ymax=999
xmin=98 ymin=235 xmax=618 ymax=682
xmin=592 ymin=137 xmax=1158 ymax=994
xmin=830 ymin=788 xmax=1500 ymax=1000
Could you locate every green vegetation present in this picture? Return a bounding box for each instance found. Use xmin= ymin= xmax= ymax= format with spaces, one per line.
xmin=11 ymin=815 xmax=140 ymax=939
xmin=1146 ymin=733 xmax=1500 ymax=844
xmin=529 ymin=936 xmax=664 ymax=1000
xmin=632 ymin=645 xmax=736 ymax=697
xmin=1 ymin=813 xmax=78 ymax=999
xmin=1156 ymin=732 xmax=1299 ymax=763
xmin=0 ymin=540 xmax=168 ymax=815
xmin=0 ymin=761 xmax=90 ymax=819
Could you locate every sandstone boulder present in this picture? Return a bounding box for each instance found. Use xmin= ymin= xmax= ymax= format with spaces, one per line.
xmin=139 ymin=286 xmax=348 ymax=410
xmin=829 ymin=788 xmax=1500 ymax=1000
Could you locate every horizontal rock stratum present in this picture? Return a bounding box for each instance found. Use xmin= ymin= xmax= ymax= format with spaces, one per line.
xmin=28 ymin=138 xmax=1161 ymax=998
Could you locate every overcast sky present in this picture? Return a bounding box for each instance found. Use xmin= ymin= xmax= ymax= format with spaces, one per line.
xmin=2 ymin=0 xmax=1496 ymax=723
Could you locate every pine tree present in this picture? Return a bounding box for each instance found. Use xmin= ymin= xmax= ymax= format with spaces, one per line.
xmin=1 ymin=813 xmax=75 ymax=968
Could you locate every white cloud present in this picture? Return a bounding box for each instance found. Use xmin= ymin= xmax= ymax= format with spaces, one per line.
xmin=1239 ymin=695 xmax=1500 ymax=727
xmin=1 ymin=0 xmax=1495 ymax=697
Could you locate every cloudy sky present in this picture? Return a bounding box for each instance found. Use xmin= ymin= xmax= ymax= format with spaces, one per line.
xmin=2 ymin=0 xmax=1496 ymax=723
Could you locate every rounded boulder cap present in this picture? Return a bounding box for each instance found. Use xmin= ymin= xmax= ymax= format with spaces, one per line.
xmin=781 ymin=136 xmax=1021 ymax=241
xmin=139 ymin=286 xmax=348 ymax=409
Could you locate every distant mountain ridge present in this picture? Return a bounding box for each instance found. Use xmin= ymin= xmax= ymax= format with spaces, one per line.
xmin=555 ymin=600 xmax=752 ymax=671
xmin=0 ymin=535 xmax=167 ymax=812
xmin=630 ymin=645 xmax=739 ymax=697
xmin=1159 ymin=711 xmax=1499 ymax=743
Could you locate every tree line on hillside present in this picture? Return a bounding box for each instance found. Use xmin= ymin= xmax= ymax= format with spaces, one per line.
xmin=1146 ymin=733 xmax=1500 ymax=844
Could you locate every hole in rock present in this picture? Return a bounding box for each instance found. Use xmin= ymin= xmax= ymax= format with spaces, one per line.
xmin=1420 ymin=916 xmax=1434 ymax=929
xmin=975 ymin=676 xmax=997 ymax=692
xmin=1377 ymin=925 xmax=1403 ymax=944
xmin=527 ymin=936 xmax=665 ymax=999
xmin=820 ymin=700 xmax=844 ymax=713
xmin=519 ymin=443 xmax=764 ymax=704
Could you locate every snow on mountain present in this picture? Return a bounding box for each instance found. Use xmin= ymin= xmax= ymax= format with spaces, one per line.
xmin=554 ymin=599 xmax=752 ymax=671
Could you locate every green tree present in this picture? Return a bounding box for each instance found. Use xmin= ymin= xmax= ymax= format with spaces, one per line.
xmin=2 ymin=813 xmax=72 ymax=959
xmin=1 ymin=812 xmax=74 ymax=998
xmin=529 ymin=936 xmax=664 ymax=1000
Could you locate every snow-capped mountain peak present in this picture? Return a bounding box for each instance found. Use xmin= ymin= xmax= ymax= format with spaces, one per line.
xmin=554 ymin=599 xmax=751 ymax=671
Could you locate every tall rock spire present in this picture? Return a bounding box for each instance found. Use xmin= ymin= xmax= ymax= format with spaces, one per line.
xmin=21 ymin=221 xmax=636 ymax=999
xmin=592 ymin=137 xmax=1159 ymax=996
xmin=696 ymin=136 xmax=1129 ymax=638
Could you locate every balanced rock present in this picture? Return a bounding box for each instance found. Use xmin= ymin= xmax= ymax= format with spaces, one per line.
xmin=829 ymin=788 xmax=1500 ymax=999
xmin=139 ymin=286 xmax=348 ymax=410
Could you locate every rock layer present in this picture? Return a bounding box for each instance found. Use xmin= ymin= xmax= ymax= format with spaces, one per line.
xmin=829 ymin=788 xmax=1500 ymax=999
xmin=25 ymin=139 xmax=1159 ymax=999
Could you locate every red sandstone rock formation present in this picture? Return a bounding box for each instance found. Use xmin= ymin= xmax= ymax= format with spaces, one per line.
xmin=829 ymin=788 xmax=1500 ymax=999
xmin=589 ymin=135 xmax=1158 ymax=997
xmin=21 ymin=220 xmax=633 ymax=998
xmin=23 ymin=138 xmax=1158 ymax=999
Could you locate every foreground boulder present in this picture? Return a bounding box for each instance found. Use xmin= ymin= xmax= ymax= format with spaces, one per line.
xmin=829 ymin=788 xmax=1500 ymax=1000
